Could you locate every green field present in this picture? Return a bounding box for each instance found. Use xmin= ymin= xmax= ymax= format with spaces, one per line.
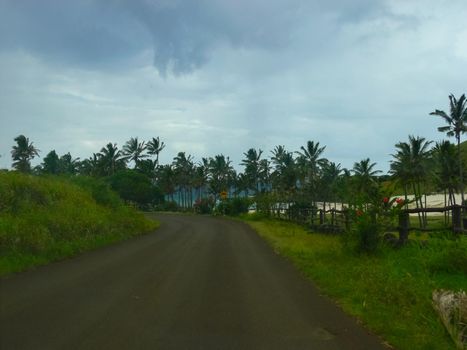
xmin=243 ymin=216 xmax=467 ymax=350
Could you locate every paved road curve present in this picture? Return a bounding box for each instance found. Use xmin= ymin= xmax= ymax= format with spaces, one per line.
xmin=1 ymin=214 xmax=388 ymax=349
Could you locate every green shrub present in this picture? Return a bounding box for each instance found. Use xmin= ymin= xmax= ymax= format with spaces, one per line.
xmin=215 ymin=197 xmax=251 ymax=216
xmin=70 ymin=175 xmax=122 ymax=208
xmin=345 ymin=211 xmax=382 ymax=253
xmin=155 ymin=200 xmax=179 ymax=212
xmin=194 ymin=197 xmax=215 ymax=214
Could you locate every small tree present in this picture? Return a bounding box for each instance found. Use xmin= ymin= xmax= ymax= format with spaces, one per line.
xmin=11 ymin=135 xmax=40 ymax=173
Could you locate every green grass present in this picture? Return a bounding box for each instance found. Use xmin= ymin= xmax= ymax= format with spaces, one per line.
xmin=0 ymin=172 xmax=158 ymax=276
xmin=241 ymin=215 xmax=467 ymax=350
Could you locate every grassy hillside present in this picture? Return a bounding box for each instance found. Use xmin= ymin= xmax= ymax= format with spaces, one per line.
xmin=244 ymin=217 xmax=467 ymax=350
xmin=0 ymin=172 xmax=158 ymax=275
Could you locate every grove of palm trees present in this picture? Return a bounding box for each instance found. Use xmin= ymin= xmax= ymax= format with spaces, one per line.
xmin=6 ymin=94 xmax=467 ymax=220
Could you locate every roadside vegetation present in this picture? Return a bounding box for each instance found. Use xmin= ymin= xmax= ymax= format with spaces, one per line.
xmin=243 ymin=217 xmax=466 ymax=350
xmin=0 ymin=172 xmax=157 ymax=276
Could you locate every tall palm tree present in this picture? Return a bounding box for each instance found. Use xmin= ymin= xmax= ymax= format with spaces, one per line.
xmin=240 ymin=148 xmax=263 ymax=195
xmin=208 ymin=154 xmax=233 ymax=199
xmin=11 ymin=135 xmax=40 ymax=173
xmin=147 ymin=137 xmax=166 ymax=166
xmin=352 ymin=158 xmax=381 ymax=203
xmin=390 ymin=136 xmax=432 ymax=227
xmin=430 ymin=93 xmax=467 ymax=203
xmin=296 ymin=141 xmax=327 ymax=205
xmin=123 ymin=137 xmax=148 ymax=169
xmin=59 ymin=152 xmax=80 ymax=174
xmin=173 ymin=152 xmax=194 ymax=208
xmin=98 ymin=143 xmax=127 ymax=176
xmin=270 ymin=146 xmax=297 ymax=196
xmin=432 ymin=140 xmax=459 ymax=207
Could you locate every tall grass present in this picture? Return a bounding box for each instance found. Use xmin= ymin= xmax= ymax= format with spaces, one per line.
xmin=0 ymin=172 xmax=158 ymax=275
xmin=243 ymin=217 xmax=467 ymax=350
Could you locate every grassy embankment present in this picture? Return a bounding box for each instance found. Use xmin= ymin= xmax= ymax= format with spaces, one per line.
xmin=242 ymin=215 xmax=467 ymax=350
xmin=0 ymin=172 xmax=158 ymax=276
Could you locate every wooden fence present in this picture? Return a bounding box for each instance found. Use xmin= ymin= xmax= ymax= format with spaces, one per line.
xmin=273 ymin=204 xmax=467 ymax=244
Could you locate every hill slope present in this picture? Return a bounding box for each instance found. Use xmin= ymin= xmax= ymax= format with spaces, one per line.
xmin=0 ymin=172 xmax=158 ymax=275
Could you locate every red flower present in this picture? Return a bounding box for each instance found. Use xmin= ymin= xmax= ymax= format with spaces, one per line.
xmin=356 ymin=209 xmax=363 ymax=217
xmin=383 ymin=197 xmax=389 ymax=203
xmin=396 ymin=198 xmax=404 ymax=205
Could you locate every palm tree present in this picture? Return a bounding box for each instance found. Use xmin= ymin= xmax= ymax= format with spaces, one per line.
xmin=98 ymin=143 xmax=127 ymax=176
xmin=156 ymin=164 xmax=176 ymax=202
xmin=59 ymin=152 xmax=80 ymax=174
xmin=430 ymin=94 xmax=467 ymax=203
xmin=240 ymin=148 xmax=263 ymax=195
xmin=173 ymin=152 xmax=194 ymax=208
xmin=147 ymin=137 xmax=165 ymax=166
xmin=123 ymin=137 xmax=148 ymax=169
xmin=390 ymin=136 xmax=432 ymax=227
xmin=296 ymin=141 xmax=326 ymax=205
xmin=432 ymin=141 xmax=459 ymax=219
xmin=352 ymin=158 xmax=381 ymax=203
xmin=11 ymin=135 xmax=40 ymax=173
xmin=270 ymin=145 xmax=297 ymax=199
xmin=208 ymin=154 xmax=233 ymax=199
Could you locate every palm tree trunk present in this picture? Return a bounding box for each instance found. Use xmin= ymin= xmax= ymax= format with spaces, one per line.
xmin=458 ymin=136 xmax=465 ymax=205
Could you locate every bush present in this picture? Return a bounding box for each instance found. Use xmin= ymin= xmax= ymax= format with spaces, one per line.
xmin=69 ymin=176 xmax=122 ymax=208
xmin=107 ymin=170 xmax=163 ymax=208
xmin=194 ymin=197 xmax=215 ymax=214
xmin=215 ymin=197 xmax=251 ymax=216
xmin=344 ymin=211 xmax=382 ymax=253
xmin=155 ymin=201 xmax=179 ymax=212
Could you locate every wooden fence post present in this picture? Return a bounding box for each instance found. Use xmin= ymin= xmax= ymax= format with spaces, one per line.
xmin=319 ymin=210 xmax=324 ymax=225
xmin=344 ymin=210 xmax=350 ymax=231
xmin=452 ymin=205 xmax=462 ymax=234
xmin=398 ymin=211 xmax=410 ymax=244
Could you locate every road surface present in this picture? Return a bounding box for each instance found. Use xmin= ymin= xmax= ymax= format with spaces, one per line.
xmin=0 ymin=214 xmax=388 ymax=349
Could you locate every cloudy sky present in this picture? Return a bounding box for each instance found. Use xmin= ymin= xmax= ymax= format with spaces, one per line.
xmin=0 ymin=0 xmax=466 ymax=172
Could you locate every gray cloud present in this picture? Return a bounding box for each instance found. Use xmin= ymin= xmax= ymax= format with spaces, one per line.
xmin=0 ymin=0 xmax=466 ymax=172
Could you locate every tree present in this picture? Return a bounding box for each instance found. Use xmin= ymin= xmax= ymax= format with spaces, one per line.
xmin=352 ymin=158 xmax=381 ymax=203
xmin=98 ymin=143 xmax=127 ymax=176
xmin=123 ymin=137 xmax=148 ymax=169
xmin=147 ymin=137 xmax=165 ymax=166
xmin=270 ymin=145 xmax=297 ymax=196
xmin=11 ymin=135 xmax=40 ymax=173
xmin=240 ymin=148 xmax=263 ymax=195
xmin=41 ymin=150 xmax=60 ymax=174
xmin=430 ymin=94 xmax=467 ymax=203
xmin=390 ymin=136 xmax=432 ymax=227
xmin=108 ymin=170 xmax=162 ymax=208
xmin=173 ymin=152 xmax=194 ymax=208
xmin=208 ymin=154 xmax=234 ymax=199
xmin=59 ymin=152 xmax=80 ymax=174
xmin=432 ymin=140 xmax=459 ymax=207
xmin=296 ymin=141 xmax=326 ymax=206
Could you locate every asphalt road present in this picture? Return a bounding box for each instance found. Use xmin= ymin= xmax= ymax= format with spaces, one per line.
xmin=0 ymin=214 xmax=388 ymax=349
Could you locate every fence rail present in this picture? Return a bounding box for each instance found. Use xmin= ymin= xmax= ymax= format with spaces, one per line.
xmin=272 ymin=204 xmax=467 ymax=244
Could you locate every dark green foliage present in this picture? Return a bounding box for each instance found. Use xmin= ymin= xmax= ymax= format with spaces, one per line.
xmin=193 ymin=197 xmax=215 ymax=214
xmin=155 ymin=201 xmax=179 ymax=212
xmin=11 ymin=135 xmax=40 ymax=173
xmin=216 ymin=197 xmax=251 ymax=216
xmin=69 ymin=176 xmax=122 ymax=208
xmin=107 ymin=170 xmax=162 ymax=208
xmin=345 ymin=211 xmax=382 ymax=253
